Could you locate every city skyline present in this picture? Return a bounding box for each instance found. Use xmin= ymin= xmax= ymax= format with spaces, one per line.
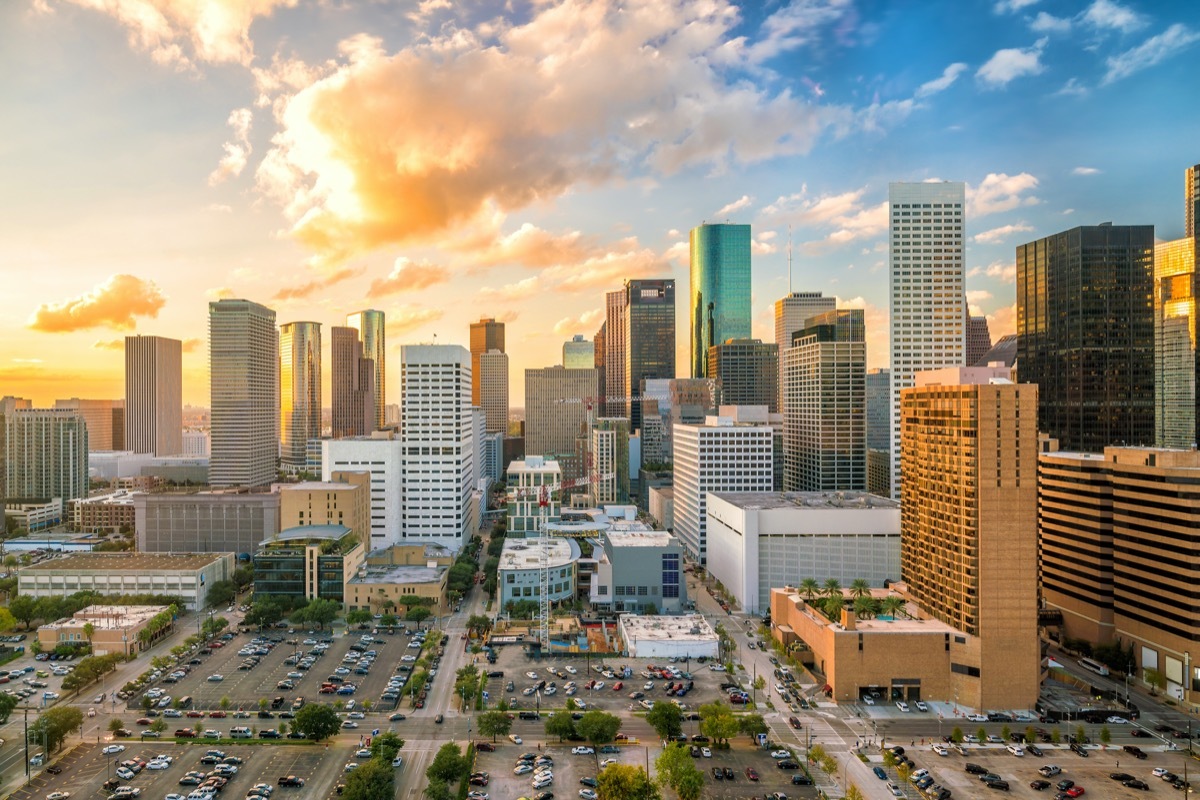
xmin=3 ymin=0 xmax=1199 ymax=406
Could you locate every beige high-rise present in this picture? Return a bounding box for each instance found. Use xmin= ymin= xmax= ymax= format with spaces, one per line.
xmin=469 ymin=318 xmax=505 ymax=407
xmin=210 ymin=299 xmax=278 ymax=488
xmin=478 ymin=350 xmax=509 ymax=434
xmin=900 ymin=366 xmax=1039 ymax=710
xmin=330 ymin=327 xmax=374 ymax=438
xmin=525 ymin=366 xmax=600 ymax=481
xmin=123 ymin=334 xmax=183 ymax=456
xmin=54 ymin=398 xmax=127 ymax=452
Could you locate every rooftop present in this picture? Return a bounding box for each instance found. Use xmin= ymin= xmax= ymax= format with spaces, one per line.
xmin=619 ymin=614 xmax=717 ymax=642
xmin=710 ymin=491 xmax=900 ymax=510
xmin=605 ymin=525 xmax=675 ymax=547
xmin=23 ymin=552 xmax=229 ymax=572
xmin=348 ymin=565 xmax=446 ymax=586
xmin=498 ymin=537 xmax=579 ymax=571
xmin=773 ymin=588 xmax=960 ymax=634
xmin=280 ymin=481 xmax=362 ymax=492
xmin=262 ymin=524 xmax=353 ymax=546
xmin=39 ymin=604 xmax=168 ymax=631
xmin=75 ymin=490 xmax=138 ymax=506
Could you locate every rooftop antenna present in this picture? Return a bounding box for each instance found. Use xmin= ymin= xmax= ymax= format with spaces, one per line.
xmin=787 ymin=225 xmax=793 ymax=294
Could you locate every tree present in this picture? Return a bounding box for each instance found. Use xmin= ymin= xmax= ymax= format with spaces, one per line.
xmin=852 ymin=596 xmax=878 ymax=620
xmin=370 ymin=731 xmax=405 ymax=764
xmin=739 ymin=713 xmax=768 ymax=739
xmin=10 ymin=595 xmax=38 ymax=629
xmin=245 ymin=599 xmax=284 ymax=630
xmin=467 ymin=614 xmax=492 ymax=637
xmin=976 ymin=726 xmax=987 ymax=743
xmin=697 ymin=703 xmax=739 ymax=746
xmin=1099 ymin=725 xmax=1111 ymax=746
xmin=422 ymin=779 xmax=452 ymax=800
xmin=150 ymin=718 xmax=167 ymax=734
xmin=850 ymin=578 xmax=871 ymax=599
xmin=879 ymin=596 xmax=905 ymax=618
xmin=881 ymin=749 xmax=896 ymax=769
xmin=798 ymin=578 xmax=820 ymax=602
xmin=821 ymin=595 xmax=845 ymax=622
xmin=896 ymin=762 xmax=911 ymax=783
xmin=426 ymin=742 xmax=468 ymax=784
xmin=950 ymin=727 xmax=964 ymax=743
xmin=406 ymin=607 xmax=432 ymax=623
xmin=1051 ymin=729 xmax=1061 ymax=744
xmin=207 ymin=581 xmax=236 ymax=608
xmin=82 ymin=622 xmax=95 ymax=652
xmin=1001 ymin=724 xmax=1011 ymax=741
xmin=29 ymin=706 xmax=83 ymax=753
xmin=0 ymin=693 xmax=17 ymax=724
xmin=822 ymin=578 xmax=842 ymax=598
xmin=380 ymin=614 xmax=397 ymax=628
xmin=220 ymin=696 xmax=231 ymax=710
xmin=576 ymin=710 xmax=622 ymax=748
xmin=108 ymin=718 xmax=126 ymax=734
xmin=544 ymin=710 xmax=576 ymax=742
xmin=1025 ymin=725 xmax=1036 ymax=744
xmin=342 ymin=759 xmax=394 ymax=800
xmin=293 ymin=704 xmax=341 ymax=740
xmin=1075 ymin=724 xmax=1086 ymax=744
xmin=596 ymin=764 xmax=661 ymax=800
xmin=846 ymin=786 xmax=866 ymax=800
xmin=655 ymin=743 xmax=704 ymax=800
xmin=346 ymin=610 xmax=373 ymax=626
xmin=477 ymin=710 xmax=512 ymax=743
xmin=646 ymin=701 xmax=683 ymax=741
xmin=299 ymin=598 xmax=340 ymax=630
xmin=1144 ymin=667 xmax=1167 ymax=693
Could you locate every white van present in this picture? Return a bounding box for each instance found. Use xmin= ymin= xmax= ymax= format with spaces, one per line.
xmin=230 ymin=727 xmax=252 ymax=739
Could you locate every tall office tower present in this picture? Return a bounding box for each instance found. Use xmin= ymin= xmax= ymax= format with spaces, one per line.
xmin=209 ymin=299 xmax=278 ymax=488
xmin=782 ymin=309 xmax=866 ymax=491
xmin=123 ymin=334 xmax=182 ymax=456
xmin=888 ymin=182 xmax=966 ymax=500
xmin=469 ymin=317 xmax=505 ymax=407
xmin=330 ymin=326 xmax=375 ymax=438
xmin=1188 ymin=164 xmax=1198 ymax=239
xmin=0 ymin=411 xmax=5 ymax=511
xmin=593 ymin=323 xmax=606 ymax=417
xmin=399 ymin=344 xmax=475 ymax=549
xmin=478 ymin=350 xmax=509 ymax=434
xmin=525 ymin=366 xmax=600 ymax=481
xmin=52 ymin=398 xmax=125 ymax=452
xmin=690 ymin=223 xmax=751 ymax=378
xmin=563 ymin=335 xmax=595 ymax=369
xmin=673 ymin=411 xmax=773 ymax=565
xmin=279 ymin=321 xmax=322 ymax=471
xmin=347 ymin=309 xmax=385 ymax=430
xmin=623 ymin=279 xmax=676 ymax=432
xmin=901 ymin=366 xmax=1039 ymax=709
xmin=865 ymin=369 xmax=891 ymax=451
xmin=589 ymin=417 xmax=630 ymax=505
xmin=1017 ymin=224 xmax=1155 ymax=452
xmin=604 ymin=290 xmax=626 ymax=413
xmin=1155 ymin=236 xmax=1199 ymax=447
xmin=966 ymin=315 xmax=993 ymax=367
xmin=3 ymin=409 xmax=89 ymax=501
xmin=774 ymin=292 xmax=836 ymax=410
xmin=707 ymin=338 xmax=778 ymax=412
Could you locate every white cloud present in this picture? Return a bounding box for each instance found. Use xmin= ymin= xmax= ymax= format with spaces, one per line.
xmin=1103 ymin=24 xmax=1200 ymax=84
xmin=915 ymin=62 xmax=968 ymax=98
xmin=967 ymin=172 xmax=1040 ymax=217
xmin=714 ymin=195 xmax=753 ymax=217
xmin=552 ymin=308 xmax=604 ymax=337
xmin=1082 ymin=0 xmax=1146 ymax=33
xmin=208 ymin=108 xmax=252 ymax=186
xmin=1029 ymin=12 xmax=1072 ymax=34
xmin=743 ymin=0 xmax=858 ymax=65
xmin=976 ymin=39 xmax=1047 ymax=88
xmin=968 ymin=260 xmax=1018 ymax=283
xmin=1072 ymin=166 xmax=1102 ymax=176
xmin=763 ymin=187 xmax=889 ymax=251
xmin=993 ymin=0 xmax=1039 ymax=13
xmin=1054 ymin=77 xmax=1089 ymax=97
xmin=966 ymin=289 xmax=993 ymax=314
xmin=972 ymin=223 xmax=1034 ymax=244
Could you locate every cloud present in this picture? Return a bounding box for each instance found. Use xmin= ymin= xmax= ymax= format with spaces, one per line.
xmin=714 ymin=195 xmax=753 ymax=217
xmin=763 ymin=186 xmax=889 ymax=252
xmin=181 ymin=338 xmax=201 ymax=353
xmin=206 ymin=286 xmax=236 ymax=300
xmin=368 ymin=258 xmax=450 ymax=296
xmin=93 ymin=339 xmax=124 ymax=351
xmin=987 ymin=303 xmax=1018 ymax=338
xmin=968 ymin=260 xmax=1018 ymax=283
xmin=272 ymin=267 xmax=362 ymax=301
xmin=1082 ymin=0 xmax=1146 ymax=33
xmin=915 ymin=62 xmax=968 ymax=98
xmin=966 ymin=289 xmax=994 ymax=314
xmin=993 ymin=0 xmax=1039 ymax=12
xmin=972 ymin=223 xmax=1034 ymax=244
xmin=30 ymin=274 xmax=166 ymax=333
xmin=1054 ymin=78 xmax=1089 ymax=96
xmin=208 ymin=108 xmax=253 ymax=186
xmin=976 ymin=39 xmax=1047 ymax=88
xmin=48 ymin=0 xmax=298 ymax=69
xmin=476 ymin=276 xmax=543 ymax=304
xmin=742 ymin=0 xmax=861 ymax=64
xmin=552 ymin=308 xmax=604 ymax=337
xmin=1072 ymin=166 xmax=1102 ymax=176
xmin=385 ymin=305 xmax=444 ymax=338
xmin=967 ymin=172 xmax=1040 ymax=217
xmin=539 ymin=241 xmax=669 ymax=294
xmin=452 ymin=219 xmax=595 ymax=270
xmin=1103 ymin=24 xmax=1200 ymax=84
xmin=1029 ymin=11 xmax=1072 ymax=33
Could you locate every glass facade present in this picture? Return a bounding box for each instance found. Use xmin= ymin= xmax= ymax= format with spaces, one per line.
xmin=1017 ymin=225 xmax=1156 ymax=453
xmin=347 ymin=310 xmax=386 ymax=430
xmin=624 ymin=280 xmax=676 ymax=432
xmin=1155 ymin=238 xmax=1198 ymax=448
xmin=661 ymin=553 xmax=680 ymax=599
xmin=690 ymin=224 xmax=751 ymax=378
xmin=279 ymin=321 xmax=322 ymax=469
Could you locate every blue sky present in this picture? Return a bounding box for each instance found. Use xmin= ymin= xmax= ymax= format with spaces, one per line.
xmin=1 ymin=0 xmax=1196 ymax=405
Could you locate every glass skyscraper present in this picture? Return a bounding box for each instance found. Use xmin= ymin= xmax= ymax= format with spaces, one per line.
xmin=689 ymin=223 xmax=751 ymax=378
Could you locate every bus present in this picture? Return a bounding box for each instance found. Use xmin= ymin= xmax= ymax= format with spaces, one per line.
xmin=1078 ymin=657 xmax=1110 ymax=676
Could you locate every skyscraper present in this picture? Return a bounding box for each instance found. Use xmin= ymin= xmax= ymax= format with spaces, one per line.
xmin=900 ymin=366 xmax=1038 ymax=709
xmin=690 ymin=223 xmax=751 ymax=378
xmin=123 ymin=335 xmax=182 ymax=456
xmin=209 ymin=299 xmax=278 ymax=488
xmin=347 ymin=309 xmax=385 ymax=430
xmin=469 ymin=317 xmax=505 ymax=407
xmin=865 ymin=369 xmax=891 ymax=451
xmin=966 ymin=315 xmax=993 ymax=367
xmin=279 ymin=321 xmax=322 ymax=471
xmin=589 ymin=417 xmax=630 ymax=505
xmin=604 ymin=290 xmax=626 ymax=414
xmin=1155 ymin=235 xmax=1198 ymax=447
xmin=53 ymin=398 xmax=125 ymax=452
xmin=525 ymin=366 xmax=600 ymax=481
xmin=1187 ymin=164 xmax=1198 ymax=240
xmin=1017 ymin=224 xmax=1155 ymax=452
xmin=774 ymin=292 xmax=836 ymax=410
xmin=782 ymin=310 xmax=865 ymax=491
xmin=3 ymin=409 xmax=89 ymax=501
xmin=330 ymin=326 xmax=374 ymax=438
xmin=888 ymin=182 xmax=966 ymax=500
xmin=562 ymin=335 xmax=595 ymax=369
xmin=478 ymin=350 xmax=509 ymax=434
xmin=592 ymin=322 xmax=606 ymax=417
xmin=623 ymin=279 xmax=675 ymax=432
xmin=707 ymin=338 xmax=778 ymax=412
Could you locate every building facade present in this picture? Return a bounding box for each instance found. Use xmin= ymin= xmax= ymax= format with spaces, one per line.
xmin=690 ymin=223 xmax=751 ymax=378
xmin=322 ymin=434 xmax=403 ymax=547
xmin=279 ymin=321 xmax=322 ymax=471
xmin=38 ymin=605 xmax=170 ymax=657
xmin=209 ymin=299 xmax=278 ymax=488
xmin=53 ymin=398 xmax=125 ymax=452
xmin=469 ymin=318 xmax=505 ymax=408
xmin=347 ymin=309 xmax=385 ymax=430
xmin=524 ymin=366 xmax=599 ymax=477
xmin=498 ymin=537 xmax=579 ymax=609
xmin=589 ymin=418 xmax=630 ymax=505
xmin=19 ymin=553 xmax=236 ymax=610
xmin=478 ymin=350 xmax=509 ymax=434
xmin=966 ymin=315 xmax=993 ymax=367
xmin=708 ymin=339 xmax=778 ymax=412
xmin=135 ymin=490 xmax=280 ymax=556
xmin=71 ymin=490 xmax=137 ymax=533
xmin=623 ymin=279 xmax=676 ymax=432
xmin=506 ymin=456 xmax=562 ymax=535
xmin=591 ymin=524 xmax=688 ymax=614
xmin=775 ymin=292 xmax=837 ymax=412
xmin=254 ymin=525 xmax=365 ymax=602
xmin=888 ymin=182 xmax=966 ymax=500
xmin=1017 ymin=224 xmax=1156 ymax=452
xmin=865 ymin=368 xmax=891 ymax=451
xmin=1155 ymin=236 xmax=1198 ymax=448
xmin=330 ymin=326 xmax=375 ymax=439
xmin=124 ymin=335 xmax=183 ymax=456
xmin=563 ymin=335 xmax=595 ymax=369
xmin=278 ymin=474 xmax=370 ymax=536
xmin=3 ymin=409 xmax=89 ymax=502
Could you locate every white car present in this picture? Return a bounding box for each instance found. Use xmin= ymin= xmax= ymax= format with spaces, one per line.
xmin=391 ymin=756 xmax=403 ymax=768
xmin=348 ymin=712 xmax=366 ymax=719
xmin=915 ymin=701 xmax=929 ymax=712
xmin=593 ymin=681 xmax=604 ymax=690
xmin=47 ymin=793 xmax=71 ymax=800
xmin=355 ymin=748 xmax=372 ymax=759
xmin=1106 ymin=715 xmax=1128 ymax=724
xmin=579 ymin=791 xmax=598 ymax=800
xmin=147 ymin=760 xmax=171 ymax=770
xmin=708 ymin=665 xmax=726 ymax=672
xmin=895 ymin=701 xmax=910 ymax=712
xmin=214 ymin=765 xmax=237 ymax=775
xmin=165 ymin=795 xmax=185 ymax=800
xmin=1006 ymin=744 xmax=1025 ymax=757
xmin=966 ymin=714 xmax=989 ymax=722
xmin=532 ymin=778 xmax=553 ymax=790
xmin=400 ymin=655 xmax=417 ymax=663
xmin=1154 ymin=768 xmax=1171 ymax=778
xmin=600 ymin=758 xmax=617 ymax=768
xmin=42 ymin=691 xmax=60 ymax=700
xmin=526 ymin=672 xmax=539 ymax=679
xmin=572 ymin=746 xmax=595 ymax=755
xmin=544 ymin=686 xmax=557 ymax=696
xmin=932 ymin=744 xmax=949 ymax=756
xmin=565 ymin=666 xmax=577 ymax=674
xmin=207 ymin=675 xmax=224 ymax=682
xmin=102 ymin=744 xmax=126 ymax=754
xmin=509 ymin=734 xmax=523 ymax=744
xmin=342 ymin=721 xmax=358 ymax=729
xmin=116 ymin=767 xmax=135 ymax=780
xmin=770 ymin=750 xmax=792 ymax=759
xmin=514 ymin=764 xmax=534 ymax=775
xmin=344 ymin=763 xmax=358 ymax=773
xmin=700 ymin=747 xmax=711 ymax=758
xmin=644 ymin=682 xmax=654 ymax=690
xmin=862 ymin=695 xmax=876 ymax=705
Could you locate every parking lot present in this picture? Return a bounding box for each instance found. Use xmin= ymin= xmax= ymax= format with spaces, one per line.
xmin=7 ymin=741 xmax=353 ymax=800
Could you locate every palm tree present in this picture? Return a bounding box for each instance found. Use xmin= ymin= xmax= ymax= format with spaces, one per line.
xmin=852 ymin=596 xmax=877 ymax=620
xmin=822 ymin=578 xmax=843 ymax=599
xmin=799 ymin=578 xmax=820 ymax=601
xmin=850 ymin=579 xmax=871 ymax=599
xmin=879 ymin=596 xmax=905 ymax=619
xmin=822 ymin=596 xmax=845 ymax=622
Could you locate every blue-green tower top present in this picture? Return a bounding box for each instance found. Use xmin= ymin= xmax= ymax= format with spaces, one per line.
xmin=689 ymin=223 xmax=752 ymax=378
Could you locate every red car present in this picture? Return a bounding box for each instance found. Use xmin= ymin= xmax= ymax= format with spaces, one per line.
xmin=136 ymin=718 xmax=152 ymax=725
xmin=1065 ymin=789 xmax=1085 ymax=798
xmin=209 ymin=711 xmax=227 ymax=718
xmin=612 ymin=682 xmax=623 ymax=691
xmin=745 ymin=768 xmax=759 ymax=782
xmin=476 ymin=743 xmax=495 ymax=752
xmin=175 ymin=728 xmax=197 ymax=738
xmin=789 ymin=717 xmax=802 ymax=729
xmin=186 ymin=711 xmax=204 ymax=718
xmin=210 ymin=642 xmax=224 ymax=649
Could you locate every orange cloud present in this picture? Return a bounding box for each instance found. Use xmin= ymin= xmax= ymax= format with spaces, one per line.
xmin=552 ymin=308 xmax=604 ymax=337
xmin=95 ymin=336 xmax=201 ymax=352
xmin=208 ymin=108 xmax=253 ymax=185
xmin=30 ymin=274 xmax=166 ymax=333
xmin=272 ymin=267 xmax=362 ymax=301
xmin=385 ymin=305 xmax=444 ymax=338
xmin=181 ymin=338 xmax=202 ymax=353
xmin=987 ymin=303 xmax=1018 ymax=339
xmin=369 ymin=258 xmax=450 ymax=296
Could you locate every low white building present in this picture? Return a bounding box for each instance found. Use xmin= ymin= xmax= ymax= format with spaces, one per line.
xmin=618 ymin=614 xmax=718 ymax=659
xmin=18 ymin=552 xmax=236 ymax=610
xmin=706 ymin=490 xmax=901 ymax=615
xmin=498 ymin=537 xmax=580 ymax=610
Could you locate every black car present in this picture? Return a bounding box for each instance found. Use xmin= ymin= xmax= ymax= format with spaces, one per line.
xmin=278 ymin=776 xmax=305 ymax=787
xmin=1030 ymin=779 xmax=1051 ymax=790
xmin=986 ymin=780 xmax=1010 ymax=791
xmin=723 ymin=767 xmax=734 ymax=780
xmin=777 ymin=760 xmax=799 ymax=770
xmin=1027 ymin=744 xmax=1044 ymax=757
xmin=1122 ymin=744 xmax=1147 ymax=759
xmin=1069 ymin=743 xmax=1088 ymax=757
xmin=1130 ymin=727 xmax=1150 ymax=737
xmin=580 ymin=778 xmax=598 ymax=787
xmin=980 ymin=773 xmax=1004 ymax=784
xmin=1056 ymin=779 xmax=1075 ymax=791
xmin=966 ymin=763 xmax=989 ymax=775
xmin=45 ymin=765 xmax=63 ymax=774
xmin=791 ymin=774 xmax=814 ymax=786
xmin=712 ymin=767 xmax=724 ymax=780
xmin=1110 ymin=773 xmax=1135 ymax=782
xmin=1124 ymin=779 xmax=1150 ymax=790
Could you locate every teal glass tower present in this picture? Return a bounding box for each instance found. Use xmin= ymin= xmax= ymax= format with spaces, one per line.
xmin=690 ymin=223 xmax=752 ymax=378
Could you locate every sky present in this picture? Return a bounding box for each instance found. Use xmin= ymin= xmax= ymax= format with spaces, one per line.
xmin=2 ymin=0 xmax=1197 ymax=408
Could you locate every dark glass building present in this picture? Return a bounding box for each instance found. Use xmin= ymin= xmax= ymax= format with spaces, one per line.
xmin=1017 ymin=224 xmax=1155 ymax=452
xmin=690 ymin=224 xmax=751 ymax=378
xmin=706 ymin=338 xmax=779 ymax=412
xmin=623 ymin=279 xmax=675 ymax=433
xmin=253 ymin=525 xmax=365 ymax=602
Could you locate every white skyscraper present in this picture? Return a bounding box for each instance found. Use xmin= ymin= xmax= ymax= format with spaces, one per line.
xmin=124 ymin=335 xmax=183 ymax=456
xmin=399 ymin=344 xmax=475 ymax=550
xmin=888 ymin=182 xmax=966 ymax=500
xmin=209 ymin=299 xmax=278 ymax=488
xmin=774 ymin=292 xmax=836 ymax=411
xmin=322 ymin=434 xmax=404 ymax=547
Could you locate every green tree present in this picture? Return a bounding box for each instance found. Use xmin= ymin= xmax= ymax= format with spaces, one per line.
xmin=596 ymin=763 xmax=661 ymax=800
xmin=655 ymin=743 xmax=704 ymax=800
xmin=576 ymin=710 xmax=622 ymax=749
xmin=29 ymin=706 xmax=83 ymax=753
xmin=821 ymin=595 xmax=845 ymax=621
xmin=342 ymin=759 xmax=394 ymax=800
xmin=426 ymin=742 xmax=468 ymax=784
xmin=1099 ymin=726 xmax=1111 ymax=746
xmin=849 ymin=578 xmax=871 ymax=598
xmin=822 ymin=578 xmax=843 ymax=598
xmin=422 ymin=779 xmax=452 ymax=800
xmin=852 ymin=596 xmax=878 ymax=620
xmin=370 ymin=731 xmax=405 ymax=764
xmin=879 ymin=596 xmax=905 ymax=618
xmin=1025 ymin=725 xmax=1036 ymax=744
xmin=108 ymin=718 xmax=126 ymax=734
xmin=896 ymin=763 xmax=911 ymax=783
xmin=9 ymin=595 xmax=38 ymax=629
xmin=1144 ymin=667 xmax=1167 ymax=692
xmin=1075 ymin=724 xmax=1086 ymax=744
xmin=1050 ymin=729 xmax=1061 ymax=744
xmin=346 ymin=610 xmax=373 ymax=626
xmin=1001 ymin=724 xmax=1011 ymax=741
xmin=82 ymin=621 xmax=95 ymax=652
xmin=380 ymin=614 xmax=398 ymax=628
xmin=245 ymin=598 xmax=284 ymax=630
xmin=846 ymin=786 xmax=866 ymax=800
xmin=698 ymin=702 xmax=740 ymax=745
xmin=950 ymin=727 xmax=964 ymax=744
xmin=467 ymin=614 xmax=492 ymax=637
xmin=406 ymin=607 xmax=432 ymax=623
xmin=881 ymin=749 xmax=896 ymax=769
xmin=220 ymin=696 xmax=231 ymax=710
xmin=798 ymin=578 xmax=820 ymax=601
xmin=738 ymin=713 xmax=769 ymax=739
xmin=976 ymin=726 xmax=987 ymax=743
xmin=293 ymin=704 xmax=341 ymax=740
xmin=0 ymin=693 xmax=16 ymax=724
xmin=477 ymin=710 xmax=512 ymax=743
xmin=207 ymin=581 xmax=236 ymax=608
xmin=646 ymin=700 xmax=683 ymax=741
xmin=150 ymin=718 xmax=167 ymax=734
xmin=299 ymin=598 xmax=340 ymax=630
xmin=545 ymin=710 xmax=576 ymax=742
xmin=231 ymin=565 xmax=254 ymax=590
